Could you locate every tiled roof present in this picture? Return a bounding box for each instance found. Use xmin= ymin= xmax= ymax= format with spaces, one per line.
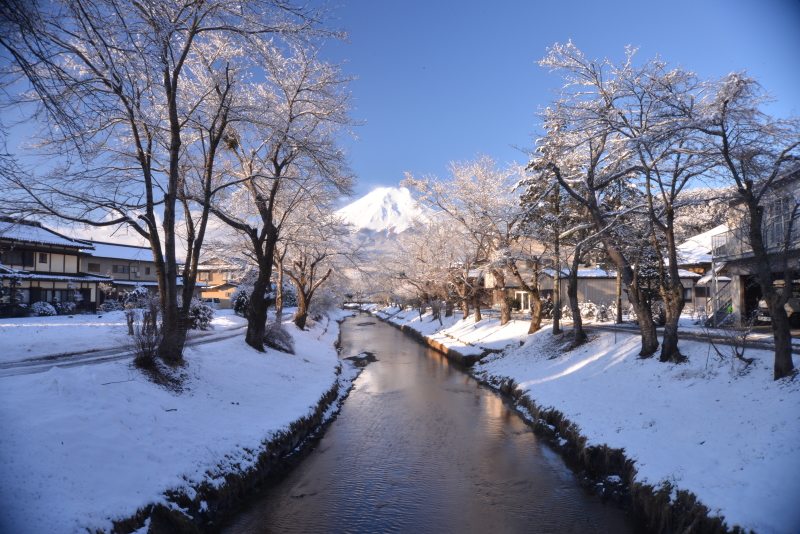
xmin=0 ymin=222 xmax=92 ymax=249
xmin=0 ymin=265 xmax=112 ymax=283
xmin=85 ymin=241 xmax=153 ymax=261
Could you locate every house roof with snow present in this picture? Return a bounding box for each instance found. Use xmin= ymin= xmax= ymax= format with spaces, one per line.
xmin=0 ymin=264 xmax=112 ymax=282
xmin=541 ymin=268 xmax=700 ymax=279
xmin=82 ymin=240 xmax=153 ymax=261
xmin=0 ymin=221 xmax=93 ymax=250
xmin=676 ymin=224 xmax=728 ymax=265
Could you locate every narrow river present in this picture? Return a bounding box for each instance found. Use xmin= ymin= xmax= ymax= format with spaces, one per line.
xmin=221 ymin=315 xmax=643 ymax=533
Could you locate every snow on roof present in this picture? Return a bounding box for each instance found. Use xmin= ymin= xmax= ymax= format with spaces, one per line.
xmin=85 ymin=241 xmax=153 ymax=261
xmin=0 ymin=265 xmax=112 ymax=283
xmin=542 ymin=268 xmax=700 ymax=279
xmin=676 ymin=224 xmax=728 ymax=265
xmin=542 ymin=268 xmax=616 ymax=278
xmin=0 ymin=221 xmax=91 ymax=249
xmin=336 ymin=186 xmax=429 ymax=234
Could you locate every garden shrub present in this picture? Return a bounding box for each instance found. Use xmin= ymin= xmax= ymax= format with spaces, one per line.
xmin=124 ymin=285 xmax=149 ymax=308
xmin=56 ymin=301 xmax=76 ymax=314
xmin=29 ymin=301 xmax=57 ymax=316
xmin=231 ymin=287 xmax=250 ymax=316
xmin=264 ymin=321 xmax=295 ymax=354
xmin=188 ymin=297 xmax=214 ymax=330
xmin=100 ymin=300 xmax=124 ymax=312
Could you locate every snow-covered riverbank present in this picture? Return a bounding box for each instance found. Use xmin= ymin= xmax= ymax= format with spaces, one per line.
xmin=0 ymin=309 xmax=357 ymax=533
xmin=375 ymin=306 xmax=800 ymax=534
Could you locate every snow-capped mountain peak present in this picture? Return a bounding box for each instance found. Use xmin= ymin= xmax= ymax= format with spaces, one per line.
xmin=336 ymin=186 xmax=427 ymax=234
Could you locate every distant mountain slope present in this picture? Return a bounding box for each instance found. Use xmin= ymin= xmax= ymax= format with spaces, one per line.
xmin=336 ymin=186 xmax=428 ymax=235
xmin=336 ymin=186 xmax=429 ymax=257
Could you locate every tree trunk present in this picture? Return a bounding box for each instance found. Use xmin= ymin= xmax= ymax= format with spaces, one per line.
xmin=275 ymin=258 xmax=284 ymax=323
xmin=553 ymin=234 xmax=561 ymax=335
xmin=461 ymin=300 xmax=470 ymax=320
xmin=528 ymin=297 xmax=543 ymax=334
xmin=770 ymin=301 xmax=794 ymax=380
xmin=445 ymin=300 xmax=454 ymax=317
xmin=615 ymin=270 xmax=623 ymax=324
xmin=473 ymin=295 xmax=482 ymax=322
xmin=294 ymin=291 xmax=309 ymax=330
xmin=659 ymin=282 xmax=685 ymax=362
xmin=506 ymin=259 xmax=543 ymax=334
xmin=493 ymin=270 xmax=511 ymax=325
xmin=629 ymin=284 xmax=659 ymax=357
xmin=245 ymin=268 xmax=271 ymax=351
xmin=658 ymin=224 xmax=686 ymax=363
xmin=568 ymin=254 xmax=586 ymax=343
xmin=599 ymin=234 xmax=659 ymax=356
xmin=746 ymin=201 xmax=794 ymax=380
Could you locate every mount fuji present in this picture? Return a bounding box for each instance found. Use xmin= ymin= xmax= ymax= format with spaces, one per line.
xmin=336 ymin=186 xmax=428 ymax=250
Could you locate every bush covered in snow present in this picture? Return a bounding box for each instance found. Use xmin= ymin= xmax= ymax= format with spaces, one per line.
xmin=56 ymin=301 xmax=76 ymax=315
xmin=100 ymin=300 xmax=124 ymax=312
xmin=124 ymin=285 xmax=150 ymax=308
xmin=188 ymin=298 xmax=214 ymax=330
xmin=231 ymin=287 xmax=250 ymax=316
xmin=264 ymin=321 xmax=295 ymax=354
xmin=540 ymin=297 xmax=554 ymax=319
xmin=29 ymin=301 xmax=57 ymax=316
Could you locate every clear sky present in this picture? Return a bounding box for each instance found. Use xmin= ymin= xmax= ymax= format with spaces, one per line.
xmin=320 ymin=0 xmax=800 ymax=198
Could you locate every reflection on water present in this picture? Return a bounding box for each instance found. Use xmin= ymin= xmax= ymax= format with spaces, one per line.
xmin=220 ymin=316 xmax=641 ymax=534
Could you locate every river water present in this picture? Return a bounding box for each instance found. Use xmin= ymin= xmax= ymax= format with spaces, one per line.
xmin=221 ymin=316 xmax=643 ymax=533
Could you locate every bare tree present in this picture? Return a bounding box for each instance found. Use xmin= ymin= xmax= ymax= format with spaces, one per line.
xmin=0 ymin=0 xmax=336 ymax=363
xmin=534 ymin=43 xmax=660 ymax=357
xmin=207 ymin=41 xmax=355 ymax=350
xmin=695 ymin=73 xmax=800 ymax=380
xmin=404 ymin=156 xmax=530 ymax=328
xmin=282 ymin=209 xmax=360 ymax=330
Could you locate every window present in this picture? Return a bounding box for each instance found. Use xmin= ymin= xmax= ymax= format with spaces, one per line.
xmin=765 ymin=197 xmax=789 ymax=245
xmin=112 ymin=265 xmax=129 ymax=274
xmin=145 ymin=267 xmax=151 ymax=275
xmin=1 ymin=249 xmax=34 ymax=267
xmin=38 ymin=253 xmax=48 ymax=264
xmin=198 ymin=271 xmax=211 ymax=281
xmin=87 ymin=263 xmax=101 ymax=273
xmin=683 ymin=288 xmax=693 ymax=301
xmin=130 ymin=266 xmax=139 ymax=273
xmin=694 ymin=286 xmax=708 ymax=298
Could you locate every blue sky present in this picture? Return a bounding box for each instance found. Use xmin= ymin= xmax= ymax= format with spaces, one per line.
xmin=321 ymin=0 xmax=800 ymax=198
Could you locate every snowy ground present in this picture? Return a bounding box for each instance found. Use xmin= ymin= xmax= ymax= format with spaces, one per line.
xmin=0 ymin=308 xmax=356 ymax=534
xmin=0 ymin=309 xmax=249 ymax=364
xmin=375 ymin=306 xmax=800 ymax=534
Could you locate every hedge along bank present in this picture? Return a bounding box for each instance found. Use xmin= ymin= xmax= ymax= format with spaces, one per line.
xmin=0 ymin=309 xmax=359 ymax=534
xmin=373 ymin=305 xmax=800 ymax=534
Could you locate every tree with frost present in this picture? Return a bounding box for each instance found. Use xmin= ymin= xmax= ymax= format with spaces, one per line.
xmin=389 ymin=215 xmax=465 ymax=320
xmin=534 ymin=42 xmax=663 ymax=357
xmin=520 ymin=156 xmax=600 ymax=341
xmin=282 ymin=209 xmax=357 ymax=330
xmin=403 ymin=155 xmax=532 ymax=328
xmin=673 ymin=186 xmax=734 ymax=243
xmin=581 ymin=57 xmax=716 ymax=362
xmin=207 ymin=41 xmax=355 ymax=349
xmin=0 ymin=0 xmax=337 ymax=364
xmin=693 ymin=72 xmax=800 ymax=380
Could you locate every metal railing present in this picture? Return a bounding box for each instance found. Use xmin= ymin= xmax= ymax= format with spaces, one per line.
xmin=711 ymin=222 xmax=800 ymax=262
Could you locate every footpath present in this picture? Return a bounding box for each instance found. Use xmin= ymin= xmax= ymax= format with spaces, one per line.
xmin=373 ymin=305 xmax=800 ymax=534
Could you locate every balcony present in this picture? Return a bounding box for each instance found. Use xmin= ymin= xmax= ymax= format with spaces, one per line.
xmin=711 ymin=219 xmax=800 ymax=262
